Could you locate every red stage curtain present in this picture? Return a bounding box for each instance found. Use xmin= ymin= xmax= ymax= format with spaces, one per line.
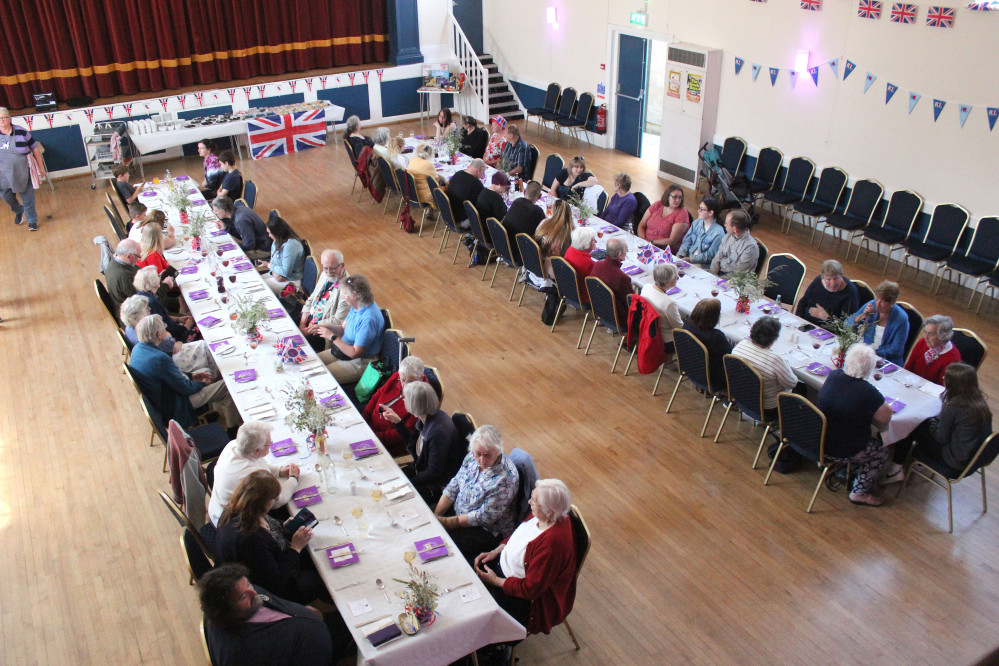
xmin=0 ymin=0 xmax=388 ymax=110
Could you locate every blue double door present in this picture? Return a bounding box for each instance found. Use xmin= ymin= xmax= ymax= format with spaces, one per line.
xmin=614 ymin=33 xmax=649 ymax=157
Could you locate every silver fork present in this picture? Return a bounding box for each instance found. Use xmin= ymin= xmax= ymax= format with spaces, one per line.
xmin=406 ymin=521 xmax=431 ymax=532
xmin=443 ymin=582 xmax=473 ymax=594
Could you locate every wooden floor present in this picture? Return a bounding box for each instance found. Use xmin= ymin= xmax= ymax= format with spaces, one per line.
xmin=2 ymin=120 xmax=998 ymax=665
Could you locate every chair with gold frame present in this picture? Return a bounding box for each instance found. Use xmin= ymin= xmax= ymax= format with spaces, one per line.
xmin=666 ymin=329 xmax=726 ymax=437
xmin=549 ymin=256 xmax=590 ymax=347
xmin=764 ymin=392 xmax=830 ymax=513
xmin=950 ymin=328 xmax=987 ymax=371
xmin=424 ymin=366 xmax=443 ymax=408
xmin=158 ymin=491 xmax=216 ymax=583
xmin=934 ymin=216 xmax=999 ymax=307
xmin=714 ymin=355 xmax=777 ymax=468
xmin=486 ymin=217 xmax=522 ymax=296
xmin=897 ymin=202 xmax=970 ymax=287
xmin=789 ymin=166 xmax=848 ymax=241
xmin=582 ymin=277 xmax=629 ymax=372
xmin=200 ymin=618 xmax=213 ymax=665
xmin=432 ymin=188 xmax=463 ymax=262
xmin=854 ymin=189 xmax=923 ymax=273
xmin=514 ymin=233 xmax=548 ymax=307
xmin=897 ymin=432 xmax=999 ymax=533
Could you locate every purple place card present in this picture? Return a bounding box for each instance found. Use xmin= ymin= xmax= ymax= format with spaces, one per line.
xmin=218 ymin=242 xmax=237 ymax=251
xmin=209 ymin=229 xmax=228 ymax=237
xmin=602 ymin=225 xmax=619 ymax=234
xmin=192 ymin=198 xmax=206 ymax=205
xmin=175 ymin=175 xmax=190 ymax=181
xmin=208 ymin=340 xmax=231 ymax=352
xmin=414 ymin=134 xmax=425 ymax=140
xmin=886 ymin=398 xmax=906 ymax=414
xmin=189 ymin=289 xmax=209 ymax=301
xmin=715 ymin=279 xmax=728 ymax=287
xmin=292 ymin=485 xmax=323 ymax=508
xmin=197 ymin=315 xmax=221 ymax=328
xmin=140 ymin=191 xmax=157 ymax=198
xmin=234 ymin=369 xmax=257 ymax=383
xmin=267 ymin=308 xmax=285 ymax=319
xmin=414 ymin=536 xmax=448 ymax=562
xmin=881 ymin=362 xmax=900 ymax=374
xmin=320 ymin=395 xmax=346 ymax=407
xmin=281 ymin=334 xmax=306 ymax=345
xmin=622 ymin=265 xmax=644 ymax=276
xmin=807 ymin=362 xmax=832 ymax=376
xmin=327 ymin=543 xmax=359 ymax=568
xmin=234 ymin=261 xmax=254 ymax=271
xmin=188 ymin=188 xmax=198 ymax=194
xmin=270 ymin=438 xmax=297 ymax=457
xmin=809 ymin=328 xmax=835 ymax=341
xmin=179 ymin=265 xmax=199 ymax=275
xmin=674 ymin=260 xmax=690 ymax=269
xmin=666 ymin=287 xmax=681 ymax=295
xmin=349 ymin=439 xmax=379 ymax=458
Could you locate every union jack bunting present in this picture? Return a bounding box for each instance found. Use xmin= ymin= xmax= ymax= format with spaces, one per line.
xmin=103 ymin=105 xmax=115 ymax=119
xmin=83 ymin=108 xmax=95 ymax=123
xmin=750 ymin=0 xmax=766 ymax=3
xmin=362 ymin=71 xmax=370 ymax=83
xmin=305 ymin=78 xmax=314 ymax=91
xmin=968 ymin=1 xmax=997 ymax=10
xmin=801 ymin=0 xmax=821 ymax=8
xmin=123 ymin=103 xmax=133 ymax=117
xmin=159 ymin=98 xmax=170 ymax=111
xmin=347 ymin=72 xmax=356 ymax=85
xmin=227 ymin=89 xmax=238 ymax=103
xmin=44 ymin=113 xmax=56 ymax=128
xmin=242 ymin=87 xmax=252 ymax=100
xmin=177 ymin=95 xmax=187 ymax=109
xmin=858 ymin=0 xmax=882 ymax=17
xmin=193 ymin=92 xmax=205 ymax=106
xmin=24 ymin=116 xmax=33 ymax=130
xmin=256 ymin=85 xmax=267 ymax=98
xmin=247 ymin=108 xmax=327 ymax=160
xmin=289 ymin=81 xmax=297 ymax=93
xmin=319 ymin=76 xmax=328 ymax=89
xmin=925 ymin=5 xmax=955 ymax=25
xmin=376 ymin=69 xmax=384 ymax=81
xmin=890 ymin=2 xmax=918 ymax=22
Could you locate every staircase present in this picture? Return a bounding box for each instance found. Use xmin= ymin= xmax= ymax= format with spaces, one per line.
xmin=480 ymin=54 xmax=524 ymax=124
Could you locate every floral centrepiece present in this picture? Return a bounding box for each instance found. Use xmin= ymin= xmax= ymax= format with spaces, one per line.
xmin=285 ymin=385 xmax=334 ymax=454
xmin=726 ymin=270 xmax=775 ymax=313
xmin=440 ymin=128 xmax=462 ymax=160
xmin=396 ymin=565 xmax=440 ymax=626
xmin=229 ymin=293 xmax=269 ymax=341
xmin=162 ymin=186 xmax=192 ymax=213
xmin=567 ymin=193 xmax=596 ymax=222
xmin=825 ymin=313 xmax=871 ymax=368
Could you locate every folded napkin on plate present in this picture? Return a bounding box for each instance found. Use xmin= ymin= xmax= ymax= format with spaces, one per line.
xmin=209 ymin=229 xmax=228 ymax=237
xmin=350 ymin=439 xmax=379 ymax=459
xmin=233 ymin=261 xmax=254 ymax=271
xmin=806 ymin=362 xmax=832 ymax=376
xmin=191 ymin=198 xmax=206 ymax=205
xmin=293 ymin=485 xmax=323 ymax=508
xmin=320 ymin=395 xmax=347 ymax=408
xmin=809 ymin=328 xmax=835 ymax=341
xmin=217 ymin=242 xmax=237 ymax=251
xmin=234 ymin=369 xmax=257 ymax=383
xmin=189 ymin=289 xmax=209 ymax=301
xmin=179 ymin=265 xmax=199 ymax=275
xmin=174 ymin=175 xmax=190 ymax=181
xmin=715 ymin=279 xmax=728 ymax=287
xmin=326 ymin=543 xmax=358 ymax=568
xmin=385 ymin=485 xmax=412 ymax=501
xmin=270 ymin=438 xmax=297 ymax=457
xmin=622 ymin=265 xmax=644 ymax=276
xmin=208 ymin=340 xmax=231 ymax=352
xmin=197 ymin=315 xmax=221 ymax=328
xmin=140 ymin=191 xmax=157 ymax=198
xmin=365 ymin=620 xmax=402 ymax=647
xmin=414 ymin=536 xmax=448 ymax=562
xmin=884 ymin=397 xmax=906 ymax=413
xmin=666 ymin=286 xmax=681 ymax=295
xmin=880 ymin=362 xmax=900 ymax=374
xmin=267 ymin=308 xmax=285 ymax=319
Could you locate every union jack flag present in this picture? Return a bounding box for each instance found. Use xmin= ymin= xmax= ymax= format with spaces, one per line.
xmin=159 ymin=98 xmax=170 ymax=111
xmin=305 ymin=78 xmax=314 ymax=91
xmin=24 ymin=116 xmax=33 ymax=130
xmin=319 ymin=76 xmax=328 ymax=89
xmin=968 ymin=1 xmax=997 ymax=10
xmin=289 ymin=81 xmax=297 ymax=93
xmin=801 ymin=0 xmax=821 ymax=9
xmin=750 ymin=0 xmax=766 ymax=3
xmin=376 ymin=69 xmax=384 ymax=81
xmin=247 ymin=108 xmax=327 ymax=160
xmin=925 ymin=5 xmax=955 ymax=25
xmin=177 ymin=95 xmax=187 ymax=109
xmin=362 ymin=71 xmax=370 ymax=83
xmin=44 ymin=113 xmax=56 ymax=128
xmin=858 ymin=0 xmax=882 ymax=17
xmin=104 ymin=105 xmax=115 ymax=119
xmin=228 ymin=89 xmax=238 ymax=103
xmin=193 ymin=92 xmax=205 ymax=106
xmin=124 ymin=103 xmax=133 ymax=117
xmin=83 ymin=108 xmax=95 ymax=123
xmin=347 ymin=72 xmax=356 ymax=85
xmin=256 ymin=85 xmax=268 ymax=99
xmin=890 ymin=2 xmax=918 ymax=22
xmin=242 ymin=87 xmax=252 ymax=100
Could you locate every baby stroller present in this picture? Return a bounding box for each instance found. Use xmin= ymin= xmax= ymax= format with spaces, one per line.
xmin=697 ymin=140 xmax=759 ymax=227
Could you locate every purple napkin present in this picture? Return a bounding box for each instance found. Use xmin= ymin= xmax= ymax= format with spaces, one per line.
xmin=886 ymin=398 xmax=906 ymax=414
xmin=218 ymin=242 xmax=237 ymax=251
xmin=197 ymin=315 xmax=221 ymax=328
xmin=175 ymin=175 xmax=190 ymax=181
xmin=233 ymin=261 xmax=254 ymax=271
xmin=414 ymin=134 xmax=425 ymax=140
xmin=209 ymin=229 xmax=228 ymax=237
xmin=180 ymin=265 xmax=199 ymax=275
xmin=809 ymin=328 xmax=835 ymax=341
xmin=666 ymin=287 xmax=681 ymax=295
xmin=270 ymin=438 xmax=297 ymax=457
xmin=281 ymin=334 xmax=306 ymax=345
xmin=349 ymin=439 xmax=379 ymax=458
xmin=321 ymin=395 xmax=346 ymax=408
xmin=327 ymin=543 xmax=359 ymax=568
xmin=602 ymin=225 xmax=619 ymax=234
xmin=267 ymin=308 xmax=284 ymax=319
xmin=234 ymin=369 xmax=256 ymax=383
xmin=757 ymin=303 xmax=779 ymax=312
xmin=140 ymin=191 xmax=157 ymax=198
xmin=188 ymin=188 xmax=198 ymax=194
xmin=881 ymin=362 xmax=900 ymax=374
xmin=414 ymin=536 xmax=448 ymax=562
xmin=292 ymin=485 xmax=322 ymax=508
xmin=807 ymin=362 xmax=832 ymax=376
xmin=208 ymin=340 xmax=231 ymax=352
xmin=622 ymin=265 xmax=644 ymax=276
xmin=674 ymin=260 xmax=690 ymax=269
xmin=192 ymin=198 xmax=206 ymax=205
xmin=189 ymin=289 xmax=209 ymax=301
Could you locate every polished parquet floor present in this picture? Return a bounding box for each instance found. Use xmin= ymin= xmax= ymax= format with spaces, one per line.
xmin=2 ymin=119 xmax=998 ymax=665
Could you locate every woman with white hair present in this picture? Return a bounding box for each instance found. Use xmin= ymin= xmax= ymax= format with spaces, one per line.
xmin=361 ymin=355 xmax=433 ymax=456
xmin=904 ymin=314 xmax=962 ymax=384
xmin=395 ymin=382 xmax=464 ymax=505
xmin=208 ymin=421 xmax=301 ymax=526
xmin=640 ymin=263 xmax=683 ymax=354
xmin=474 ymin=479 xmax=579 ymax=635
xmin=133 ymin=266 xmax=196 ymax=341
xmin=120 ymin=295 xmax=216 ymax=376
xmin=344 ymin=115 xmax=373 ymax=158
xmin=435 ymin=425 xmax=520 ymax=558
xmin=372 ymin=127 xmax=391 ymax=159
xmin=407 ymin=142 xmax=444 ymax=205
xmin=563 ymin=226 xmax=596 ymax=304
xmin=128 ymin=315 xmax=238 ymax=432
xmin=816 ymin=344 xmax=894 ymax=506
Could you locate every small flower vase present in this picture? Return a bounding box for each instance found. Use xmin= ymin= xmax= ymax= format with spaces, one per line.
xmin=736 ymin=296 xmax=752 ymax=314
xmin=450 ymin=153 xmax=457 ymax=165
xmin=246 ymin=327 xmax=263 ymax=344
xmin=179 ymin=210 xmax=189 ymax=224
xmin=406 ymin=604 xmax=437 ymax=627
xmin=306 ymin=431 xmax=327 ymax=455
xmin=830 ymin=345 xmax=846 ymax=369
xmin=192 ymin=236 xmax=201 ymax=251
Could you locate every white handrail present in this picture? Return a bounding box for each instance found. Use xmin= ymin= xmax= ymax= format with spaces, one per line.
xmin=447 ymin=16 xmax=489 ymax=123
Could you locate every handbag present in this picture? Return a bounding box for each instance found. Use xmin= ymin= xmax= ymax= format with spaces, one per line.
xmin=355 ymin=360 xmax=392 ymax=403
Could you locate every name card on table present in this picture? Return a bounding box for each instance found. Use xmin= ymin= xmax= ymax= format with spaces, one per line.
xmin=140 ymin=191 xmax=158 ymax=199
xmin=350 ymin=439 xmax=379 ymax=459
xmin=806 ymin=362 xmax=832 ymax=376
xmin=622 ymin=265 xmax=644 ymax=276
xmin=174 ymin=175 xmax=190 ymax=181
xmin=179 ymin=265 xmax=199 ymax=275
xmin=208 ymin=340 xmax=231 ymax=352
xmin=233 ymin=261 xmax=254 ymax=272
xmin=809 ymin=328 xmax=835 ymax=341
xmin=292 ymin=485 xmax=323 ymax=508
xmin=414 ymin=536 xmax=449 ymax=562
xmin=189 ymin=289 xmax=209 ymax=301
xmin=197 ymin=315 xmax=221 ymax=328
xmin=191 ymin=198 xmax=207 ymax=205
xmin=884 ymin=397 xmax=906 ymax=413
xmin=327 ymin=543 xmax=359 ymax=568
xmin=217 ymin=242 xmax=238 ymax=252
xmin=209 ymin=229 xmax=228 ymax=237
xmin=267 ymin=308 xmax=285 ymax=319
xmin=270 ymin=438 xmax=297 ymax=456
xmin=666 ymin=286 xmax=681 ymax=295
xmin=234 ymin=369 xmax=257 ymax=383
xmin=880 ymin=361 xmax=900 ymax=374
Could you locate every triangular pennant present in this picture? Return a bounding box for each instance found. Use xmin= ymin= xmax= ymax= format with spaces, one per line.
xmin=988 ymin=108 xmax=999 ymax=131
xmin=769 ymin=67 xmax=780 ymax=86
xmin=933 ymin=99 xmax=946 ymax=122
xmin=752 ymin=64 xmax=762 ymax=81
xmin=908 ymin=92 xmax=921 ymax=114
xmin=958 ymin=104 xmax=972 ymax=128
xmin=886 ymin=83 xmax=899 ymax=104
xmin=735 ymin=57 xmax=745 ymax=75
xmin=808 ymin=66 xmax=820 ymax=86
xmin=789 ymin=71 xmax=799 ymax=88
xmin=863 ymin=73 xmax=877 ymax=93
xmin=829 ymin=58 xmax=840 ymax=80
xmin=844 ymin=60 xmax=857 ymax=80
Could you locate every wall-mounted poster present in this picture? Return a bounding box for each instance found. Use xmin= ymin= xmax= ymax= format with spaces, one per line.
xmin=686 ymin=73 xmax=702 ymax=103
xmin=667 ymin=70 xmax=682 ymax=99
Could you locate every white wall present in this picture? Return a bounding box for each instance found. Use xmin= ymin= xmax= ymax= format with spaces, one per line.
xmin=483 ymin=0 xmax=999 ymax=220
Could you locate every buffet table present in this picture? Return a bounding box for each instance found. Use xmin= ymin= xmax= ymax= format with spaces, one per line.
xmin=144 ymin=176 xmax=525 ymax=664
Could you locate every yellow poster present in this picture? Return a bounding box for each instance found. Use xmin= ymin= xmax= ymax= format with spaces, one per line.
xmin=667 ymin=70 xmax=681 ymax=99
xmin=686 ymin=73 xmax=702 ymax=103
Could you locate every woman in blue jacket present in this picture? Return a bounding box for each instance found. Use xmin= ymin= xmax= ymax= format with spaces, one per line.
xmin=677 ymin=197 xmax=725 ymax=268
xmin=848 ymin=280 xmax=909 ymax=365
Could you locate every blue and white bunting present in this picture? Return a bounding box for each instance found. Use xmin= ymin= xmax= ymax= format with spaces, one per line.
xmin=989 ymin=108 xmax=999 ymax=131
xmin=752 ymin=63 xmax=762 ymax=81
xmin=864 ymin=72 xmax=877 ymax=93
xmin=790 ymin=71 xmax=799 ymax=88
xmin=735 ymin=57 xmax=745 ymax=75
xmin=844 ymin=60 xmax=858 ymax=80
xmin=908 ymin=92 xmax=921 ymax=113
xmin=808 ymin=66 xmax=820 ymax=85
xmin=769 ymin=67 xmax=780 ymax=86
xmin=933 ymin=99 xmax=946 ymax=121
xmin=829 ymin=58 xmax=840 ymax=80
xmin=886 ymin=82 xmax=899 ymax=103
xmin=959 ymin=104 xmax=972 ymax=127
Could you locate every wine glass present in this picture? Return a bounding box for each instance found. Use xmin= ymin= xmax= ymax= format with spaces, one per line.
xmin=710 ymin=289 xmax=719 ymax=298
xmin=243 ymin=351 xmax=250 ymax=367
xmin=370 ymin=488 xmax=383 ymax=502
xmin=222 ymin=259 xmax=230 ymax=268
xmin=403 ymin=549 xmax=417 ymax=565
xmin=216 ymin=248 xmax=224 ymax=258
xmin=249 ymin=339 xmax=258 ymax=350
xmin=812 ymin=341 xmax=821 ymax=350
xmin=228 ymin=274 xmax=237 ymax=283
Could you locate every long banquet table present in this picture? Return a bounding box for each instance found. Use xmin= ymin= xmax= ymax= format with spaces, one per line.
xmin=145 ymin=176 xmax=525 ymax=664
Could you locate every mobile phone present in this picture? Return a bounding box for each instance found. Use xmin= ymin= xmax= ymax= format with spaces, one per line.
xmin=797 ymin=323 xmax=816 ymax=332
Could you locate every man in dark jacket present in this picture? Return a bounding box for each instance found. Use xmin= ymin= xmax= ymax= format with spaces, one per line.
xmin=589 ymin=238 xmax=634 ymax=326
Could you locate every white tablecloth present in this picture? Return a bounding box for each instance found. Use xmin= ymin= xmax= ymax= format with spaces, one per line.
xmin=149 ymin=176 xmax=525 ymax=664
xmin=129 ymin=120 xmax=249 ymax=155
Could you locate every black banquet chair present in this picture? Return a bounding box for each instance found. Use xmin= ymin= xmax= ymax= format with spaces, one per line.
xmin=898 ymin=203 xmax=970 ymax=287
xmin=754 ymin=239 xmax=769 ymax=277
xmin=714 ymin=355 xmax=777 ymax=469
xmin=950 ymin=328 xmax=987 ymax=370
xmin=666 ymin=329 xmax=726 ymax=437
xmin=514 ymin=233 xmax=548 ymax=307
xmin=549 ymin=256 xmax=591 ymax=347
xmin=583 ymin=276 xmax=630 ymax=373
xmin=897 ymin=301 xmax=924 ymax=362
xmin=243 ymin=179 xmax=257 ymax=209
xmin=525 ymin=83 xmax=561 ymax=134
xmin=540 ymin=87 xmax=576 ymax=142
xmin=764 ymin=156 xmax=814 ymax=228
xmin=525 ymin=144 xmax=540 ymax=182
xmin=720 ymin=137 xmax=747 ymax=177
xmin=542 ymin=153 xmax=564 ymax=191
xmin=556 ymin=92 xmax=594 ymax=146
xmin=763 ymin=253 xmax=805 ymax=306
xmin=856 ymin=189 xmax=923 ymax=273
xmin=764 ymin=392 xmax=831 ymax=513
xmin=934 ymin=216 xmax=999 ymax=305
xmin=432 ymin=188 xmax=463 ymax=263
xmin=378 ymin=157 xmax=403 ymax=215
xmin=788 ymin=166 xmax=848 ymax=241
xmin=746 ymin=147 xmax=784 ymax=204
xmin=464 ymin=201 xmax=495 ymax=279
xmin=815 ymin=178 xmax=884 ymax=257
xmin=485 ymin=217 xmax=521 ymax=296
xmin=402 ymin=170 xmax=432 ymax=237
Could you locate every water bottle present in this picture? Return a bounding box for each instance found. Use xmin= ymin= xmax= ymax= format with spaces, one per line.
xmin=775 ymin=294 xmax=782 ymax=311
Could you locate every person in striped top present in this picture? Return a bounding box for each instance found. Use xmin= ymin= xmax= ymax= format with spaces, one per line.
xmin=0 ymin=107 xmax=46 ymax=231
xmin=732 ymin=316 xmax=799 ymax=421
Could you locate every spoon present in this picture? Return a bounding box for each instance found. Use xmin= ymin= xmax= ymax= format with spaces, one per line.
xmin=333 ymin=515 xmax=348 ymax=536
xmin=388 ymin=512 xmax=400 ymax=529
xmin=376 ymin=579 xmax=390 ymax=603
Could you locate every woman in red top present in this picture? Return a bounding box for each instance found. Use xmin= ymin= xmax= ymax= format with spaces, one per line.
xmin=637 ymin=184 xmax=692 ymax=254
xmin=905 ymin=315 xmax=962 ymax=384
xmin=563 ymin=227 xmax=596 ymax=304
xmin=137 ymin=222 xmax=170 ymax=274
xmin=474 ymin=479 xmax=578 ymax=635
xmin=361 ymin=356 xmax=430 ymax=457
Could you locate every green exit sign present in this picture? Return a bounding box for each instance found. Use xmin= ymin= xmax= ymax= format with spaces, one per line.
xmin=630 ymin=12 xmax=647 ymax=26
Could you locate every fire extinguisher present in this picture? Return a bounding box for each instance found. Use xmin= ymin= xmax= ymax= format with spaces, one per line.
xmin=596 ymin=104 xmax=607 ymax=132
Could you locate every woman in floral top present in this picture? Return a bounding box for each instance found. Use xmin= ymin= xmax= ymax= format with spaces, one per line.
xmin=483 ymin=117 xmax=509 ymax=167
xmin=435 ymin=425 xmax=519 ymax=559
xmin=199 ymin=139 xmax=223 ymax=199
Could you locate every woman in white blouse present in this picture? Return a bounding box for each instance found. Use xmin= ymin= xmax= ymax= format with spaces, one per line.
xmin=640 ymin=263 xmax=684 ymax=354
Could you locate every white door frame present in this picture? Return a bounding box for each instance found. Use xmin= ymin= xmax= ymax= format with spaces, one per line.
xmin=604 ymin=24 xmax=674 ymax=152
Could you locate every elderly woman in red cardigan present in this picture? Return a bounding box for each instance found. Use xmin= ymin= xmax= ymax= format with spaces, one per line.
xmin=361 ymin=355 xmax=430 ymax=457
xmin=474 ymin=479 xmax=578 ymax=635
xmin=904 ymin=314 xmax=962 ymax=385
